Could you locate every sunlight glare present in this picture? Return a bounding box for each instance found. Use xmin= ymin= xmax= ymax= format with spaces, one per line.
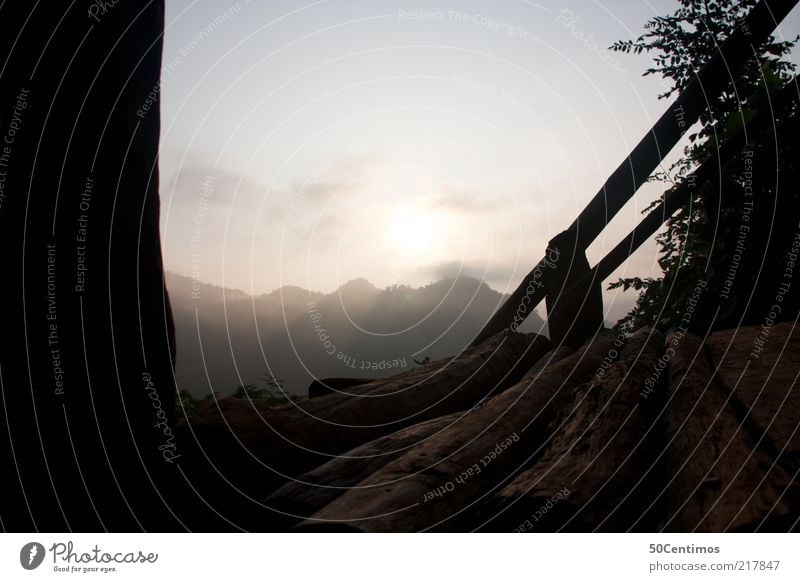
xmin=386 ymin=205 xmax=438 ymax=255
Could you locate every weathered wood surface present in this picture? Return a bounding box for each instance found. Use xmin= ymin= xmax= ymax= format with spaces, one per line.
xmin=542 ymin=231 xmax=604 ymax=348
xmin=269 ymin=345 xmax=577 ymax=524
xmin=180 ymin=330 xmax=551 ymax=502
xmin=307 ymin=377 xmax=374 ymax=399
xmin=484 ymin=329 xmax=664 ymax=532
xmin=707 ymin=323 xmax=800 ymax=481
xmin=523 ymin=346 xmax=575 ymax=378
xmin=267 ymin=412 xmax=461 ymax=521
xmin=176 ymin=322 xmax=799 ymax=531
xmin=270 ymin=324 xmax=800 ymax=532
xmin=301 ymin=331 xmax=615 ymax=531
xmin=660 ymin=329 xmax=799 ymax=531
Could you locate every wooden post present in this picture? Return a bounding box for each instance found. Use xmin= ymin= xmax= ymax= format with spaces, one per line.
xmin=543 ymin=230 xmax=604 ymax=347
xmin=471 ymin=0 xmax=799 ymax=346
xmin=555 ymin=78 xmax=799 ymax=314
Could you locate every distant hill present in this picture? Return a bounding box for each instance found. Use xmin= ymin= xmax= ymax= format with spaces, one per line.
xmin=166 ymin=272 xmax=547 ymax=397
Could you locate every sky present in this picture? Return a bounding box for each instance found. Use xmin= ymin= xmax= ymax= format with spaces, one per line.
xmin=158 ymin=0 xmax=800 ymax=324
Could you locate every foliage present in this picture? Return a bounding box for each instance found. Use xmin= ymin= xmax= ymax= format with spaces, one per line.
xmin=175 ymin=389 xmax=217 ymax=420
xmin=175 ymin=374 xmax=300 ymax=420
xmin=608 ymin=0 xmax=799 ymax=332
xmin=231 ymin=373 xmax=301 ymax=406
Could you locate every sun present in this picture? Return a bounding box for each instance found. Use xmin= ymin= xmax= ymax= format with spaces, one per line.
xmin=385 ymin=205 xmax=438 ymax=255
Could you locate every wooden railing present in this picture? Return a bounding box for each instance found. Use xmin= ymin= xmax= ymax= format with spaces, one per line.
xmin=471 ymin=0 xmax=799 ymax=347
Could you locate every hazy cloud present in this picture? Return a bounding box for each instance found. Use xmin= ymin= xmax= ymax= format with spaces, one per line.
xmin=430 ymin=185 xmax=487 ymax=214
xmin=421 ymin=260 xmax=522 ymax=288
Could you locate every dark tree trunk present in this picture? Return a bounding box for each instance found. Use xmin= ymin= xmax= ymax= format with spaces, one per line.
xmin=0 ymin=2 xmax=178 ymax=531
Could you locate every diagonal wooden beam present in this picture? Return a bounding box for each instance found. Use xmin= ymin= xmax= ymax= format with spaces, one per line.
xmin=564 ymin=77 xmax=799 ymax=317
xmin=472 ymin=0 xmax=799 ymax=346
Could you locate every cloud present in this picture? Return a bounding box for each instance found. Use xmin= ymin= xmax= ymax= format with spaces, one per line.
xmin=301 ymin=180 xmax=345 ymax=203
xmin=430 ymin=184 xmax=488 ymax=214
xmin=421 ymin=260 xmax=520 ymax=288
xmin=162 ymin=164 xmax=271 ymax=207
xmin=289 ymin=213 xmax=350 ymax=247
xmin=285 ymin=149 xmax=376 ymax=212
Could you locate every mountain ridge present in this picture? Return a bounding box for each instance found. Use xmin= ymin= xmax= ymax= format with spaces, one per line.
xmin=166 ymin=272 xmax=546 ymax=396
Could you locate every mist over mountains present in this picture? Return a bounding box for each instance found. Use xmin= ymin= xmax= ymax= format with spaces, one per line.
xmin=166 ymin=272 xmax=547 ymax=397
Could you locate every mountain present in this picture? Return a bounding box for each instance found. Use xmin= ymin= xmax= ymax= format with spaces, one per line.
xmin=166 ymin=272 xmax=546 ymax=397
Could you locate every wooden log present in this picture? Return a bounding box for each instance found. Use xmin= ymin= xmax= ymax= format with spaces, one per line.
xmin=307 ymin=377 xmax=374 ymax=399
xmin=661 ymin=331 xmax=799 ymax=531
xmin=524 ymin=346 xmax=575 ymax=378
xmin=266 ymin=412 xmax=461 ymax=524
xmin=705 ymin=321 xmax=800 ymax=529
xmin=178 ymin=330 xmax=550 ymax=526
xmin=301 ymin=331 xmax=615 ymax=531
xmin=269 ymin=344 xmax=576 ymax=524
xmin=484 ymin=328 xmax=665 ymax=532
xmin=270 ymin=323 xmax=798 ymax=532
